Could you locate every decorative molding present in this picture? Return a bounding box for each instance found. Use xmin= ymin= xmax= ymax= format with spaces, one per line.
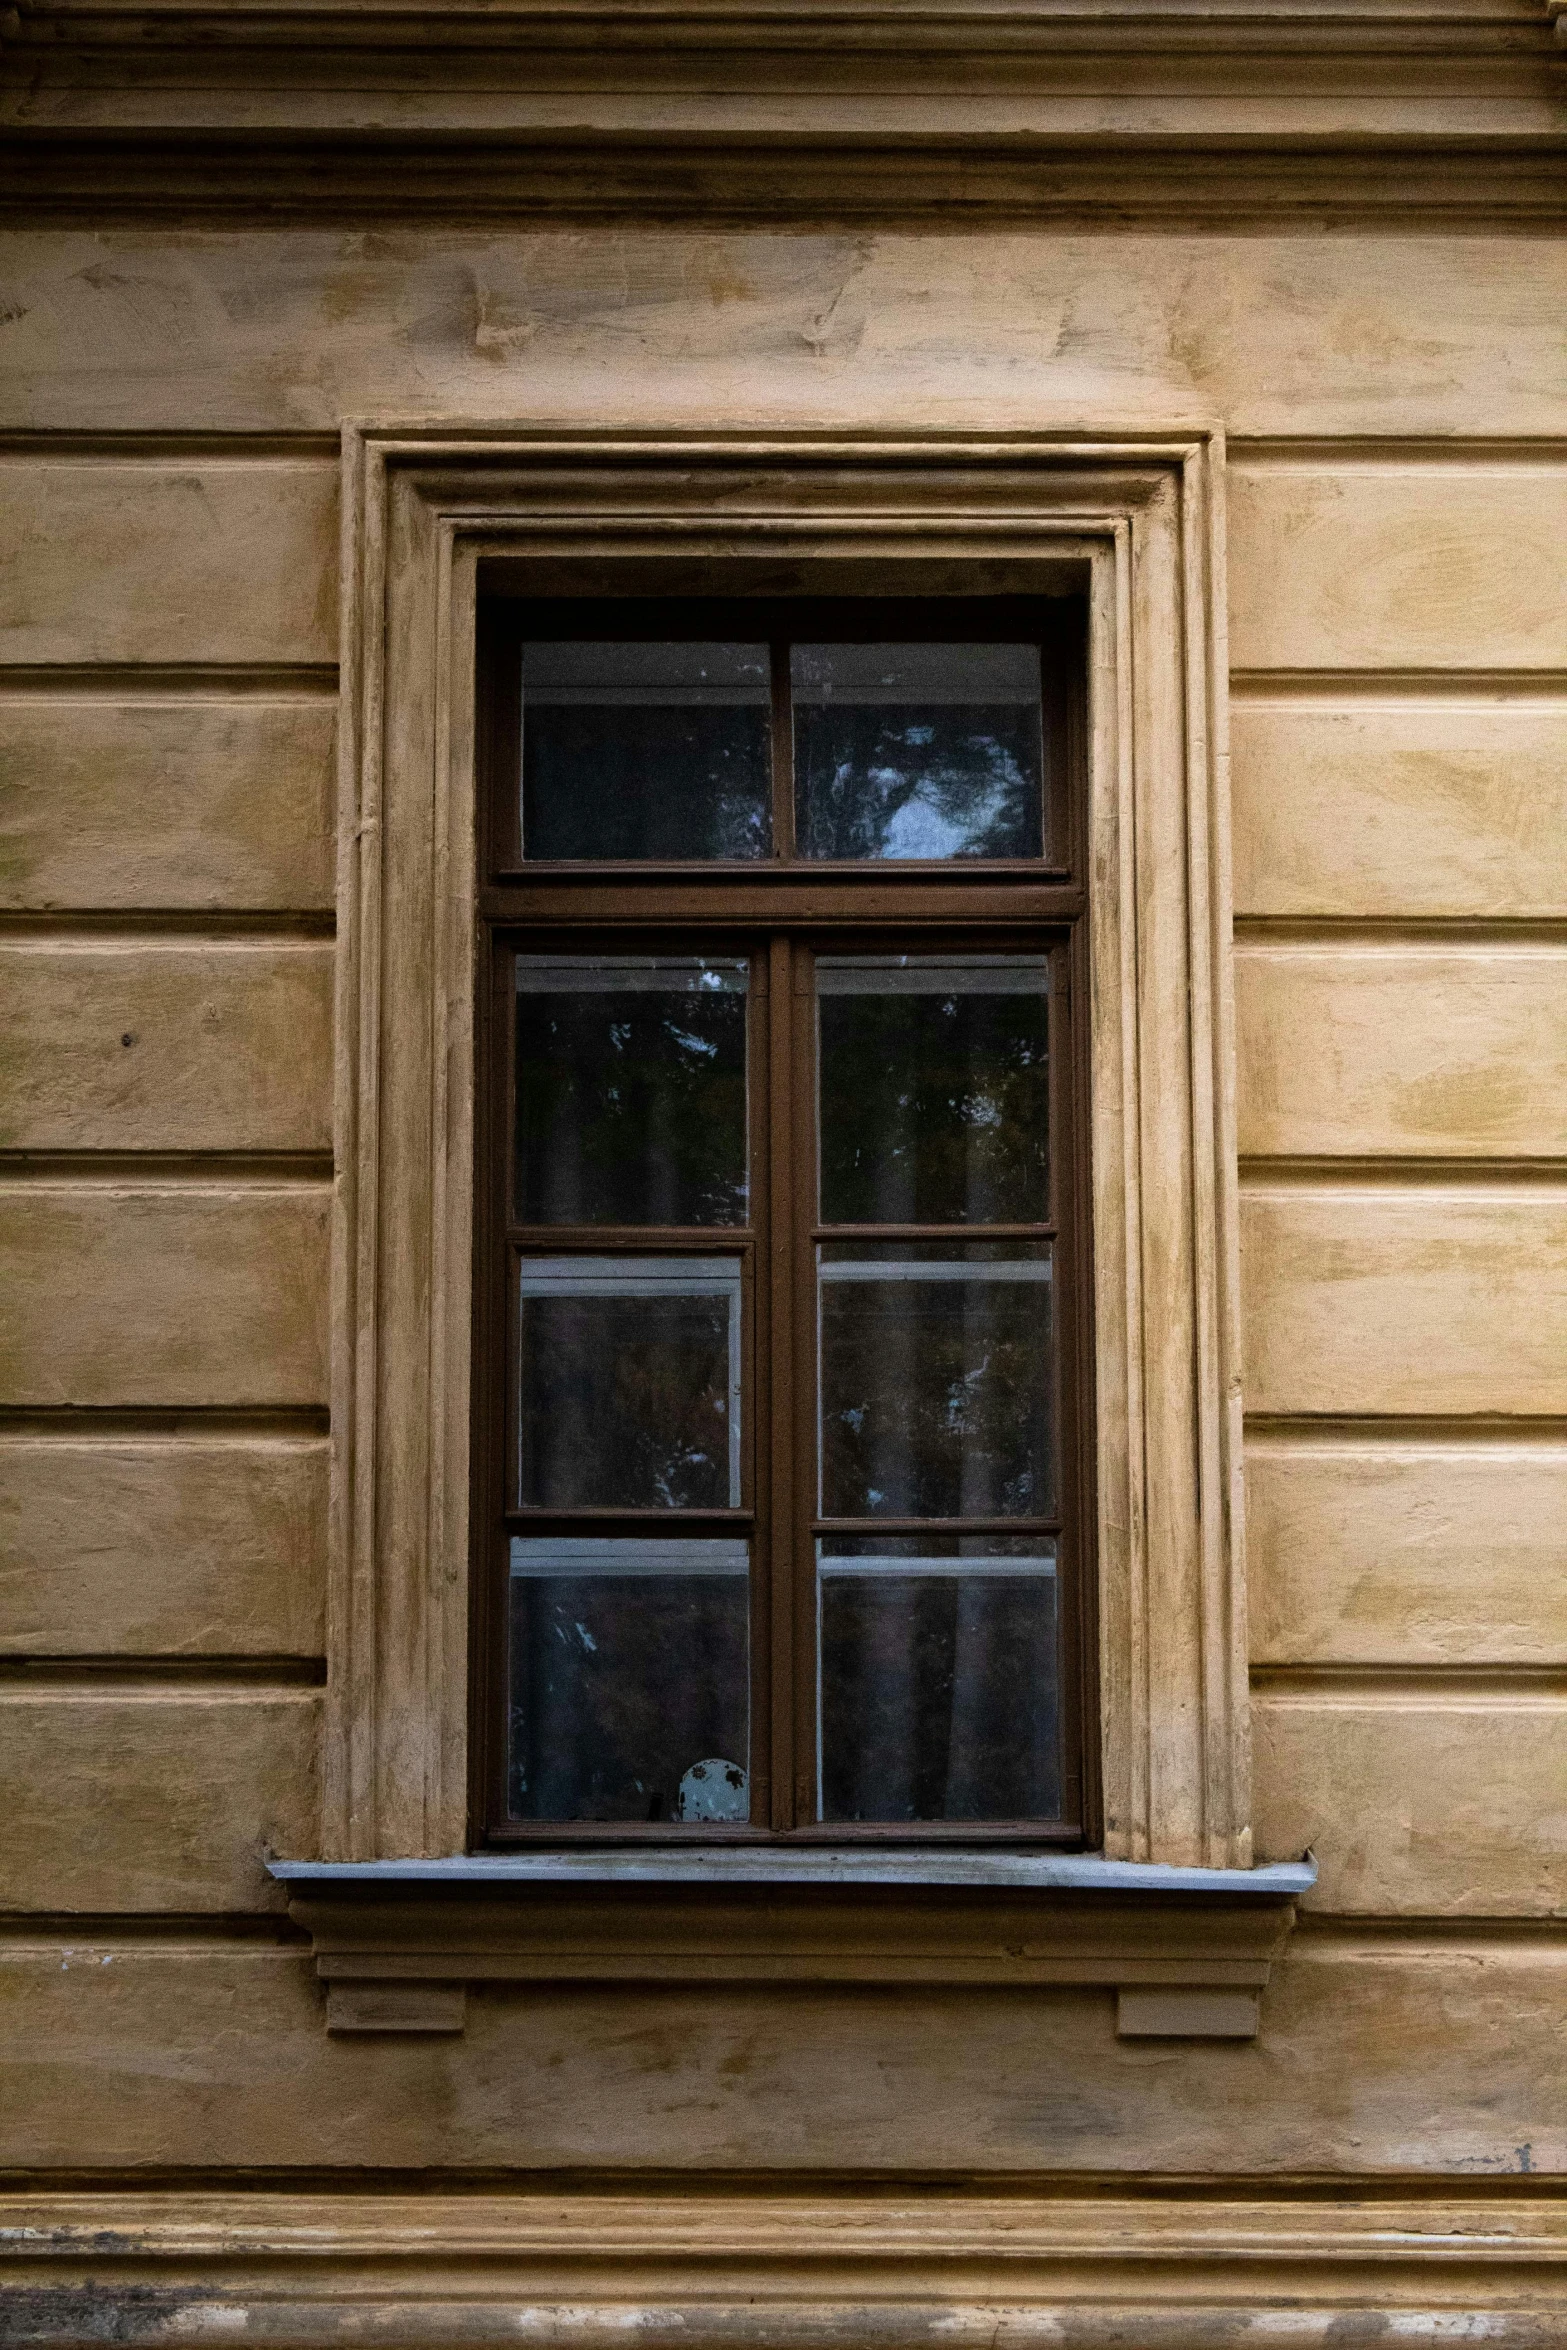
xmin=278 ymin=1867 xmax=1303 ymax=2038
xmin=325 ymin=1980 xmax=468 ymax=2033
xmin=4 ymin=0 xmax=1559 ymax=70
xmin=326 ymin=424 xmax=1250 ymax=1883
xmin=3 ymin=1 xmax=1557 ymax=47
xmin=2 ymin=139 xmax=1562 ymax=228
xmin=273 ymin=1854 xmax=1316 ymax=1889
xmin=1 ymin=0 xmax=1560 ymax=223
xmin=5 ymin=2184 xmax=1567 ymax=2346
xmin=283 ymin=1857 xmax=1315 ymax=2036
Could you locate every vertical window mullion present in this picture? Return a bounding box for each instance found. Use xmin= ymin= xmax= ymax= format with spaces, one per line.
xmin=1057 ymin=920 xmax=1095 ymax=1843
xmin=769 ymin=640 xmax=795 ymax=862
xmin=765 ymin=932 xmax=800 ymax=1829
xmin=746 ymin=951 xmax=774 ymax=1831
xmin=790 ymin=938 xmax=820 ymax=1827
xmin=481 ymin=932 xmax=514 ymax=1836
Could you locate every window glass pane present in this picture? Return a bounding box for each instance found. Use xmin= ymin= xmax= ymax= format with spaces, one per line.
xmin=509 ymin=1537 xmax=749 ymax=1822
xmin=818 ymin=1242 xmax=1053 ymax=1519
xmin=518 ymin=1257 xmax=741 ymax=1509
xmin=521 ymin=641 xmax=771 ymax=860
xmin=817 ymin=1538 xmax=1058 ymax=1822
xmin=817 ymin=955 xmax=1049 ymax=1224
xmin=515 ymin=956 xmax=748 ymax=1226
xmin=793 ymin=642 xmax=1044 ymax=861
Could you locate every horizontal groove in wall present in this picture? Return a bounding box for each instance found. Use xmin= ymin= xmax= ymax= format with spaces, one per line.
xmin=0 ymin=1656 xmax=327 ymax=1688
xmin=1239 ymin=1158 xmax=1567 ymax=1190
xmin=1229 ymin=669 xmax=1567 ymax=702
xmin=0 ymin=912 xmax=336 ymax=943
xmin=0 ymin=1406 xmax=330 ymax=1438
xmin=1251 ymin=1663 xmax=1567 ymax=1702
xmin=0 ymin=1678 xmax=322 ymax=1706
xmin=0 ymin=1153 xmax=335 ymax=1187
xmin=1292 ymin=1914 xmax=1567 ymax=1953
xmin=0 ymin=1917 xmax=308 ymax=1949
xmin=9 ymin=2165 xmax=1567 ymax=2204
xmin=1233 ymin=918 xmax=1567 ymax=949
xmin=0 ymin=432 xmax=342 ymax=462
xmin=1227 ymin=437 xmax=1567 ymax=466
xmin=0 ymin=663 xmax=340 ymax=701
xmin=0 ymin=1908 xmax=1560 ymax=1963
xmin=1245 ymin=1413 xmax=1567 ymax=1447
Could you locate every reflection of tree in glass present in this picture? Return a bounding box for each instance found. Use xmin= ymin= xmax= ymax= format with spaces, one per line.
xmin=798 ymin=709 xmax=1043 ymax=860
xmin=520 ymin=1296 xmax=732 ymax=1510
xmin=820 ymin=988 xmax=1048 ymax=1224
xmin=524 ymin=704 xmax=772 ymax=861
xmin=517 ymin=985 xmax=747 ymax=1225
xmin=509 ymin=1575 xmax=748 ymax=1820
xmin=820 ymin=1280 xmax=1053 ymax=1519
xmin=819 ymin=1572 xmax=1058 ymax=1820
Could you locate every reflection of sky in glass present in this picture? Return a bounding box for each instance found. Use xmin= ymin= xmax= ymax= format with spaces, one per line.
xmin=876 ymin=738 xmax=1031 ymax=858
xmin=793 ymin=644 xmax=1044 ymax=862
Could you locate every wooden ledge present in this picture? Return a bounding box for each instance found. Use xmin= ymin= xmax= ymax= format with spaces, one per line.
xmin=270 ymin=1853 xmax=1314 ymax=2041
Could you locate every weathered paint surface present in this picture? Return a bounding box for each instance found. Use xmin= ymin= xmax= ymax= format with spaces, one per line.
xmin=0 ymin=75 xmax=1564 ymax=2333
xmin=0 ymin=1937 xmax=1565 ymax=2173
xmin=0 ymin=1435 xmax=326 ymax=1655
xmin=1231 ymin=700 xmax=1567 ymax=921
xmin=0 ymin=1187 xmax=330 ymax=1405
xmin=1247 ymin=1441 xmax=1567 ymax=1665
xmin=0 ymin=458 xmax=337 ymax=665
xmin=2 ymin=231 xmax=1565 ymax=437
xmin=1236 ymin=946 xmax=1567 ymax=1161
xmin=0 ymin=941 xmax=333 ymax=1153
xmin=0 ymin=696 xmax=335 ymax=912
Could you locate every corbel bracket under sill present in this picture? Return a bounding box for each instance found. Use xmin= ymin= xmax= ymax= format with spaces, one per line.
xmin=270 ymin=1851 xmax=1315 ymax=2042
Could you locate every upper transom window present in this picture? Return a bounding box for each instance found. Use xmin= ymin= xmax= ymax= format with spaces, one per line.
xmin=499 ymin=598 xmax=1075 ymax=868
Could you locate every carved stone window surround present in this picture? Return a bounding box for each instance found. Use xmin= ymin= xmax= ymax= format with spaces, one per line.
xmin=293 ymin=425 xmax=1286 ymax=2036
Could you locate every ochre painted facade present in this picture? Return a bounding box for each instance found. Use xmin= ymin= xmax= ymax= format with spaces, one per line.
xmin=1 ymin=2 xmax=1565 ymax=2338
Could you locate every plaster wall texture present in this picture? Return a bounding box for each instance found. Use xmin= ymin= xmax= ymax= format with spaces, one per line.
xmin=0 ymin=220 xmax=1564 ymax=2212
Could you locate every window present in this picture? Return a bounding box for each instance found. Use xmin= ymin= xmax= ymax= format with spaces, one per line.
xmin=472 ymin=598 xmax=1095 ymax=1843
xmin=321 ymin=430 xmax=1251 ymax=1888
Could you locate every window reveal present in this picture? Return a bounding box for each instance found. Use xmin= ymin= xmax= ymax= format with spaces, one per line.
xmin=476 ymin=599 xmax=1091 ymax=1844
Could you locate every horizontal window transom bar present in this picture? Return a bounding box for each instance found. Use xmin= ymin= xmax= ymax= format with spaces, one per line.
xmin=812 ymin=1226 xmax=1054 ymax=1240
xmin=814 ymin=1521 xmax=1061 ymax=1536
xmin=816 ymin=954 xmax=1051 ymax=994
xmin=818 ymin=1258 xmax=1052 ymax=1282
xmin=516 ymin=955 xmax=749 ymax=992
xmin=817 ymin=1557 xmax=1057 ymax=1579
xmin=517 ymin=1256 xmax=742 ymax=1296
xmin=483 ymin=885 xmax=1084 ymax=925
xmin=511 ymin=1537 xmax=750 ymax=1578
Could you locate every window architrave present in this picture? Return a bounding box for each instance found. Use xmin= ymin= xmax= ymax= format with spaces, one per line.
xmin=326 ymin=425 xmax=1251 ymax=1876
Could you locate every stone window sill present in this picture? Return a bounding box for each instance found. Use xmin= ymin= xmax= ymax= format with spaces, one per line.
xmin=269 ymin=1852 xmax=1315 ymax=2041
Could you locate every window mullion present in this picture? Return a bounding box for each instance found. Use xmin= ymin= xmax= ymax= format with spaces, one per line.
xmin=769 ymin=640 xmax=795 ymax=861
xmin=765 ymin=932 xmax=802 ymax=1830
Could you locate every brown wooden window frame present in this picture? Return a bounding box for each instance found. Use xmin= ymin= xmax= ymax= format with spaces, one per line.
xmin=471 ymin=595 xmax=1098 ymax=1847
